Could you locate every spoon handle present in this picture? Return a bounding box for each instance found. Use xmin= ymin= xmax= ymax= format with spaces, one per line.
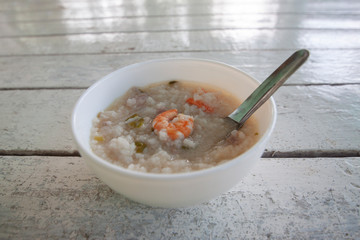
xmin=228 ymin=49 xmax=310 ymax=126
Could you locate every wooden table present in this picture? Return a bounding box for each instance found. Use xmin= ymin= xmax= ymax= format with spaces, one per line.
xmin=1 ymin=0 xmax=359 ymax=238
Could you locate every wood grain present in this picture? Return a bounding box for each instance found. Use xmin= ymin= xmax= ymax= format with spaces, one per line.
xmin=0 ymin=29 xmax=359 ymax=56
xmin=1 ymin=14 xmax=359 ymax=38
xmin=0 ymin=0 xmax=359 ymax=237
xmin=0 ymin=50 xmax=359 ymax=89
xmin=0 ymin=85 xmax=359 ymax=154
xmin=1 ymin=156 xmax=359 ymax=239
xmin=1 ymin=0 xmax=359 ymax=22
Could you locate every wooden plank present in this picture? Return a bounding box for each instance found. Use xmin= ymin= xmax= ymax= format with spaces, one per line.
xmin=0 ymin=29 xmax=359 ymax=56
xmin=0 ymin=0 xmax=356 ymax=12
xmin=1 ymin=0 xmax=359 ymax=23
xmin=0 ymin=156 xmax=359 ymax=239
xmin=1 ymin=14 xmax=359 ymax=38
xmin=0 ymin=89 xmax=81 ymax=153
xmin=0 ymin=50 xmax=359 ymax=89
xmin=1 ymin=0 xmax=359 ymax=8
xmin=271 ymin=85 xmax=360 ymax=153
xmin=0 ymin=0 xmax=358 ymax=239
xmin=0 ymin=85 xmax=359 ymax=153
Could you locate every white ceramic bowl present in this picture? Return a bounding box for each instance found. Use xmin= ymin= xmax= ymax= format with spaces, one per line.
xmin=71 ymin=58 xmax=277 ymax=208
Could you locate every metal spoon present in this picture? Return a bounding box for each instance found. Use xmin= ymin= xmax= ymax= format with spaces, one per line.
xmin=221 ymin=49 xmax=310 ymax=139
xmin=185 ymin=49 xmax=309 ymax=155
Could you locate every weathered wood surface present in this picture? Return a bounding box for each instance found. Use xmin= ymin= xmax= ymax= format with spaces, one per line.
xmin=2 ymin=14 xmax=359 ymax=38
xmin=1 ymin=50 xmax=359 ymax=89
xmin=0 ymin=29 xmax=359 ymax=57
xmin=0 ymin=85 xmax=359 ymax=154
xmin=0 ymin=0 xmax=359 ymax=238
xmin=1 ymin=156 xmax=359 ymax=239
xmin=1 ymin=0 xmax=359 ymax=22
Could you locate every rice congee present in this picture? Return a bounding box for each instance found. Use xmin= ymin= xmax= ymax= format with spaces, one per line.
xmin=90 ymin=81 xmax=259 ymax=173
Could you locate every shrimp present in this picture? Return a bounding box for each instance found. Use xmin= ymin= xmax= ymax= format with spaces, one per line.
xmin=186 ymin=98 xmax=214 ymax=113
xmin=185 ymin=88 xmax=215 ymax=113
xmin=152 ymin=109 xmax=194 ymax=140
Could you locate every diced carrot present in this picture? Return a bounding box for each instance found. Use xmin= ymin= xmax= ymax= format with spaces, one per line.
xmin=186 ymin=98 xmax=214 ymax=113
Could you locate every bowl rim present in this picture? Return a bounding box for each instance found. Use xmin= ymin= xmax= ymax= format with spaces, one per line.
xmin=71 ymin=57 xmax=277 ymax=180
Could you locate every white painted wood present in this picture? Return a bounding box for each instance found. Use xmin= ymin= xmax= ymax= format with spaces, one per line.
xmin=0 ymin=0 xmax=359 ymax=238
xmin=0 ymin=89 xmax=81 ymax=152
xmin=271 ymin=85 xmax=360 ymax=152
xmin=0 ymin=85 xmax=359 ymax=152
xmin=0 ymin=29 xmax=358 ymax=56
xmin=1 ymin=0 xmax=359 ymax=22
xmin=0 ymin=156 xmax=359 ymax=239
xmin=1 ymin=0 xmax=358 ymax=8
xmin=0 ymin=50 xmax=359 ymax=89
xmin=1 ymin=14 xmax=359 ymax=37
xmin=1 ymin=0 xmax=356 ymax=12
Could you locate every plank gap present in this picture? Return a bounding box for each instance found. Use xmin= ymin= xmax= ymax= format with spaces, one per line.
xmin=1 ymin=12 xmax=359 ymax=24
xmin=0 ymin=150 xmax=81 ymax=157
xmin=1 ymin=27 xmax=359 ymax=39
xmin=0 ymin=150 xmax=359 ymax=158
xmin=0 ymin=87 xmax=87 ymax=91
xmin=285 ymin=83 xmax=360 ymax=87
xmin=0 ymin=48 xmax=359 ymax=58
xmin=1 ymin=83 xmax=359 ymax=91
xmin=262 ymin=150 xmax=360 ymax=158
